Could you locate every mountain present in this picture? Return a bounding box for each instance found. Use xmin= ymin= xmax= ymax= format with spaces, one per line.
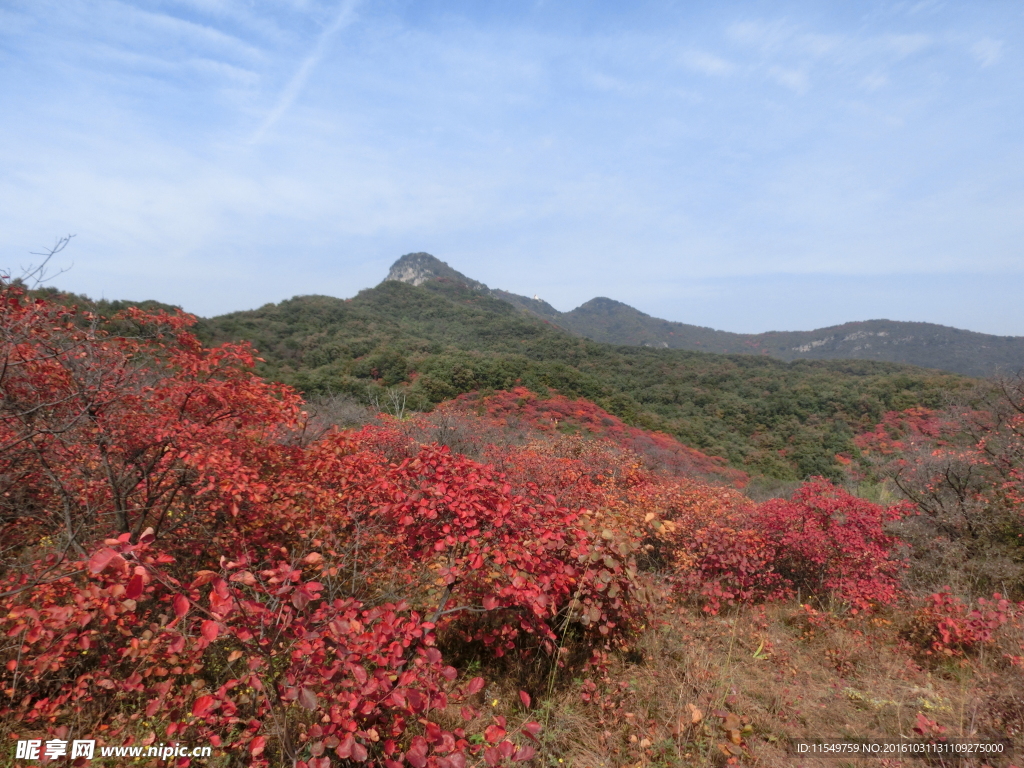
xmin=385 ymin=253 xmax=1024 ymax=378
xmin=556 ymin=301 xmax=1024 ymax=378
xmin=187 ymin=254 xmax=970 ymax=483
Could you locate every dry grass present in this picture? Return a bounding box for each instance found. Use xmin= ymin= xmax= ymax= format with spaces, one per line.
xmin=474 ymin=600 xmax=1024 ymax=768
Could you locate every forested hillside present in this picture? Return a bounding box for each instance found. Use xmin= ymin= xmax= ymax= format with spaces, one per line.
xmin=555 ymin=299 xmax=1024 ymax=379
xmin=195 ymin=277 xmax=967 ymax=481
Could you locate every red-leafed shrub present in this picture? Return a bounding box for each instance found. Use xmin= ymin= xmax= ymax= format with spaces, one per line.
xmin=910 ymin=589 xmax=1012 ymax=657
xmin=3 ymin=535 xmax=467 ymax=766
xmin=1 ymin=285 xmax=563 ymax=765
xmin=649 ymin=479 xmax=907 ymax=613
xmin=853 ymin=406 xmax=945 ymax=457
xmin=642 ymin=481 xmax=779 ymax=613
xmin=446 ymin=387 xmax=747 ymax=485
xmin=750 ymin=479 xmax=909 ymax=612
xmin=912 ymin=712 xmax=948 ymax=737
xmin=672 ymin=523 xmax=785 ymax=614
xmin=297 ymin=430 xmax=653 ymax=653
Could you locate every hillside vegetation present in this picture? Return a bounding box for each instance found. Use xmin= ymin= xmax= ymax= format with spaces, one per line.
xmin=2 ymin=283 xmax=1023 ymax=768
xmin=194 ymin=277 xmax=968 ymax=481
xmin=555 ymin=299 xmax=1024 ymax=380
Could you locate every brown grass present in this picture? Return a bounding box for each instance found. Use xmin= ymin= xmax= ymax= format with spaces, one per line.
xmin=470 ymin=599 xmax=1024 ymax=768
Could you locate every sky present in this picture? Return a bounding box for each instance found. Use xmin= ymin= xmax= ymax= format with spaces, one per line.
xmin=1 ymin=0 xmax=1022 ymax=335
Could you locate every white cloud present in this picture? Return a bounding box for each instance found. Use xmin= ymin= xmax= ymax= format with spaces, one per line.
xmin=905 ymin=0 xmax=945 ymax=16
xmin=881 ymin=33 xmax=931 ymax=58
xmin=115 ymin=3 xmax=266 ymax=63
xmin=861 ymin=71 xmax=889 ymax=91
xmin=972 ymin=37 xmax=1004 ymax=67
xmin=726 ymin=19 xmax=795 ymax=53
xmin=767 ymin=65 xmax=809 ymax=93
xmin=680 ymin=49 xmax=735 ymax=77
xmin=800 ymin=33 xmax=842 ymax=58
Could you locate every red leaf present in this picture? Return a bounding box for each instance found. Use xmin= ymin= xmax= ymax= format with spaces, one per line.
xmin=173 ymin=594 xmax=189 ymax=617
xmin=466 ymin=677 xmax=485 ymax=696
xmin=88 ymin=548 xmax=119 ymax=574
xmin=250 ymin=736 xmax=266 ymax=757
xmin=335 ymin=734 xmax=353 ymax=759
xmin=192 ymin=695 xmax=216 ymax=717
xmin=201 ymin=620 xmax=219 ymax=642
xmin=520 ymin=721 xmax=542 ymax=742
xmin=518 ymin=690 xmax=531 ymax=709
xmin=407 ymin=689 xmax=426 ymax=713
xmin=291 ymin=588 xmax=310 ymax=610
xmin=484 ymin=724 xmax=506 ymax=744
xmin=125 ymin=574 xmax=144 ymax=599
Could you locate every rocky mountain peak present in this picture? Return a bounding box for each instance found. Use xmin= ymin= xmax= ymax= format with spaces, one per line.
xmin=385 ymin=252 xmax=487 ymax=290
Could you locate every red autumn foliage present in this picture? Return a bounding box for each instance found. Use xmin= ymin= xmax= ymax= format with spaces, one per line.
xmin=910 ymin=589 xmax=1012 ymax=657
xmin=0 ymin=286 xmax=555 ymax=765
xmin=0 ymin=283 xmax=919 ymax=763
xmin=446 ymin=387 xmax=747 ymax=486
xmin=853 ymin=388 xmax=1024 ymax=597
xmin=853 ymin=406 xmax=945 ymax=457
xmin=750 ymin=480 xmax=909 ymax=613
xmin=854 ymin=396 xmax=1024 ymax=522
xmin=650 ymin=479 xmax=908 ymax=614
xmin=295 ymin=429 xmax=653 ymax=652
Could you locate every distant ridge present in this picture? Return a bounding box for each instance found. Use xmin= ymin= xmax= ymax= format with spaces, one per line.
xmin=385 ymin=253 xmax=1024 ymax=378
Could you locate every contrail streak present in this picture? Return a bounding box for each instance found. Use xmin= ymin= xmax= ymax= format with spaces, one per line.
xmin=249 ymin=0 xmax=359 ymax=145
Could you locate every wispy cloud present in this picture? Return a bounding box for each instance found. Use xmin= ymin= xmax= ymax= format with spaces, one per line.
xmin=119 ymin=4 xmax=266 ymax=64
xmin=972 ymin=37 xmax=1004 ymax=67
xmin=680 ymin=49 xmax=735 ymax=77
xmin=726 ymin=19 xmax=795 ymax=53
xmin=2 ymin=1 xmax=1023 ymax=334
xmin=767 ymin=65 xmax=809 ymax=93
xmin=881 ymin=33 xmax=931 ymax=59
xmin=248 ymin=0 xmax=359 ymax=144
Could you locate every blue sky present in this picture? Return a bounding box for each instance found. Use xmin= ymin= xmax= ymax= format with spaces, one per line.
xmin=1 ymin=1 xmax=1022 ymax=335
